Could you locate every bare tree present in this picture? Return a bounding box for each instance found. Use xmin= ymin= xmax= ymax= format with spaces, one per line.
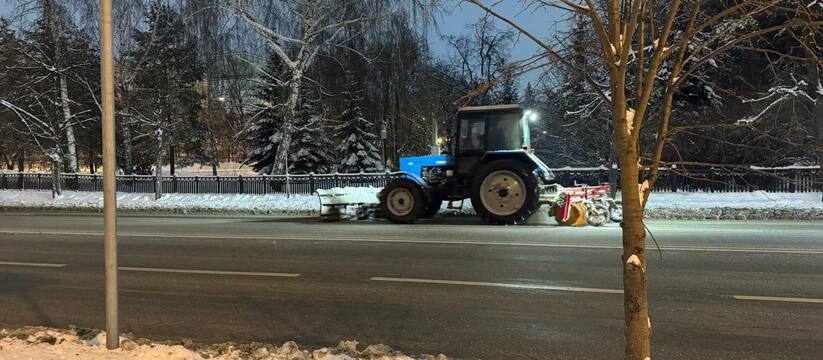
xmin=467 ymin=0 xmax=822 ymax=358
xmin=233 ymin=0 xmax=381 ymax=175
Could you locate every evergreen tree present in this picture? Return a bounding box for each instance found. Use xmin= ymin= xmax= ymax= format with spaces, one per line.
xmin=336 ymin=73 xmax=383 ymax=173
xmin=289 ymin=96 xmax=333 ymax=174
xmin=245 ymin=51 xmax=288 ymax=174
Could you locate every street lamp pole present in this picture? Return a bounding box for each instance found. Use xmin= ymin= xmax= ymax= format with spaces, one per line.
xmin=99 ymin=0 xmax=119 ymax=349
xmin=380 ymin=121 xmax=387 ymax=171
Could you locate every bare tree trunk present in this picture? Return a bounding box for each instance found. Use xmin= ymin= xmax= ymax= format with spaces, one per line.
xmin=51 ymin=157 xmax=62 ymax=198
xmin=59 ymin=73 xmax=79 ymax=173
xmin=613 ymin=95 xmax=650 ymax=359
xmin=88 ymin=150 xmax=96 ymax=174
xmin=155 ymin=137 xmax=165 ymax=200
xmin=17 ymin=149 xmax=24 ymax=172
xmin=271 ymin=74 xmax=301 ymax=175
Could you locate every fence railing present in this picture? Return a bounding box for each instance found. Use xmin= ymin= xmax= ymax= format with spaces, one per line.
xmin=0 ymin=166 xmax=820 ymax=195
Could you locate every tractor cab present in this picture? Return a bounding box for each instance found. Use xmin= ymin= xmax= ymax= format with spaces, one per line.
xmin=385 ymin=104 xmax=554 ymax=225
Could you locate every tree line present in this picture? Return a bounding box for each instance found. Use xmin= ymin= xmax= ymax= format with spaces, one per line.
xmin=0 ymin=0 xmax=819 ymax=179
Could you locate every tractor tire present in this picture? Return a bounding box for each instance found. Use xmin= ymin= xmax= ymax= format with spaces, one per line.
xmin=380 ymin=179 xmax=425 ymax=224
xmin=471 ymin=160 xmax=540 ymax=225
xmin=420 ymin=199 xmax=443 ymax=219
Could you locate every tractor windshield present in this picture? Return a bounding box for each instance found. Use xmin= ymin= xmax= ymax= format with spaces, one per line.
xmin=486 ymin=112 xmax=525 ymax=151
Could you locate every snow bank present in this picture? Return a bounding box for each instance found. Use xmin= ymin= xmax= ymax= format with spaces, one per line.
xmin=0 ymin=190 xmax=320 ymax=215
xmin=644 ymin=191 xmax=822 ymax=209
xmin=0 ymin=327 xmax=449 ymax=360
xmin=1 ymin=189 xmax=820 ymax=220
xmin=641 ymin=191 xmax=823 ymax=220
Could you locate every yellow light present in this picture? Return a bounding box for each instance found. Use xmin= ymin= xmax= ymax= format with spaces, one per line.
xmin=436 ymin=137 xmax=444 ymax=145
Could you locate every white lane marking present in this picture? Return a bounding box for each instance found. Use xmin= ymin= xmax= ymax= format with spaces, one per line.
xmin=370 ymin=276 xmax=623 ymax=294
xmin=119 ymin=266 xmax=299 ymax=278
xmin=733 ymin=295 xmax=823 ymax=304
xmin=3 ymin=230 xmax=823 ymax=254
xmin=0 ymin=261 xmax=66 ymax=268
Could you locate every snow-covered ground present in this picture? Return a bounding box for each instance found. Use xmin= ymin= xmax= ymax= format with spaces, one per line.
xmin=641 ymin=191 xmax=823 ymax=220
xmin=0 ymin=189 xmax=820 ymax=220
xmin=0 ymin=190 xmax=321 ymax=215
xmin=0 ymin=327 xmax=446 ymax=360
xmin=643 ymin=191 xmax=822 ymax=209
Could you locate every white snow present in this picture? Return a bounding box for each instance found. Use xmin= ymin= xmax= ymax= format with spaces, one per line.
xmin=626 ymin=254 xmax=642 ymax=268
xmin=0 ymin=327 xmax=439 ymax=360
xmin=642 ymin=191 xmax=823 ymax=210
xmin=0 ymin=190 xmax=321 ymax=214
xmin=817 ymin=81 xmax=823 ymax=96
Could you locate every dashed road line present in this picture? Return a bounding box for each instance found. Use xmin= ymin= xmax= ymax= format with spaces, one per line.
xmin=119 ymin=266 xmax=300 ymax=278
xmin=0 ymin=261 xmax=67 ymax=268
xmin=370 ymin=276 xmax=623 ymax=294
xmin=732 ymin=295 xmax=823 ymax=304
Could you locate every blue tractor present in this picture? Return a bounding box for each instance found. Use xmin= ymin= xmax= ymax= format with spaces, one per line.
xmin=379 ymin=104 xmax=556 ymax=225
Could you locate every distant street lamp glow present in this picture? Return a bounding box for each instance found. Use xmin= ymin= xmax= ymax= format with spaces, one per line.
xmin=217 ymin=96 xmax=226 ymax=103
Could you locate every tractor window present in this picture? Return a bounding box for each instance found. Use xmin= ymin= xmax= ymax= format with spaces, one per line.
xmin=459 ymin=118 xmax=486 ymax=151
xmin=486 ymin=113 xmax=524 ymax=150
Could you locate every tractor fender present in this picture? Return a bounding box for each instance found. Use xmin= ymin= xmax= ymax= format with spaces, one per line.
xmin=394 ymin=171 xmax=426 ymax=186
xmin=481 ymin=150 xmax=539 ymax=173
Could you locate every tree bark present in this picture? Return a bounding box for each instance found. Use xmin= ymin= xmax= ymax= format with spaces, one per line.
xmin=17 ymin=149 xmax=24 ymax=172
xmin=155 ymin=136 xmax=165 ymax=200
xmin=271 ymin=72 xmax=302 ymax=175
xmin=613 ymin=94 xmax=650 ymax=360
xmin=59 ymin=73 xmax=79 ymax=173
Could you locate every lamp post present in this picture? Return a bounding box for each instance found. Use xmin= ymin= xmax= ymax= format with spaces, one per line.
xmin=99 ymin=0 xmax=119 ymax=349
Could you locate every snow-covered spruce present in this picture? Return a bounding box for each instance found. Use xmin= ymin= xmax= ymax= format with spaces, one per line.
xmin=335 ymin=73 xmax=383 ymax=174
xmin=0 ymin=326 xmax=450 ymax=360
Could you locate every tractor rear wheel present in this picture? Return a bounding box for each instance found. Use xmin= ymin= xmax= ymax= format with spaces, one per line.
xmin=471 ymin=160 xmax=540 ymax=225
xmin=380 ymin=179 xmax=425 ymax=224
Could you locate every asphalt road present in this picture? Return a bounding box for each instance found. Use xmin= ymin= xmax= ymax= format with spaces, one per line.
xmin=0 ymin=212 xmax=821 ymax=359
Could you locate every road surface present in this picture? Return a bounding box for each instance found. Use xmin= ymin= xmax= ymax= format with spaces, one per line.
xmin=0 ymin=212 xmax=821 ymax=359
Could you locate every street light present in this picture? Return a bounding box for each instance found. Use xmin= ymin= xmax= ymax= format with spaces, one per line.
xmin=99 ymin=0 xmax=119 ymax=350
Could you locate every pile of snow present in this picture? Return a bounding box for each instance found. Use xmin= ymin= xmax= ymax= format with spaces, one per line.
xmin=0 ymin=327 xmax=449 ymax=360
xmin=644 ymin=191 xmax=822 ymax=209
xmin=642 ymin=191 xmax=823 ymax=220
xmin=0 ymin=190 xmax=320 ymax=215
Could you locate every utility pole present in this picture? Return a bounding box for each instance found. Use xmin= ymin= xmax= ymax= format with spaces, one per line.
xmin=99 ymin=0 xmax=119 ymax=350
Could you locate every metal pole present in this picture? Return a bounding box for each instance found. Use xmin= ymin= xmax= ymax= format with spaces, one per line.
xmin=99 ymin=0 xmax=119 ymax=350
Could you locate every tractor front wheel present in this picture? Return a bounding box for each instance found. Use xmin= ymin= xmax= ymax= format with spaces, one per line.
xmin=380 ymin=179 xmax=425 ymax=224
xmin=471 ymin=160 xmax=540 ymax=225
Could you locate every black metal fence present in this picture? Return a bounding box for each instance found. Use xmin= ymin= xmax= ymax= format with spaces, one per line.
xmin=0 ymin=172 xmax=395 ymax=195
xmin=550 ymin=166 xmax=821 ymax=193
xmin=0 ymin=166 xmax=820 ymax=195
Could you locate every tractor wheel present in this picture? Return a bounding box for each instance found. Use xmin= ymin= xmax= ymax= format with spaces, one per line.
xmin=471 ymin=160 xmax=540 ymax=225
xmin=420 ymin=199 xmax=443 ymax=219
xmin=380 ymin=179 xmax=425 ymax=224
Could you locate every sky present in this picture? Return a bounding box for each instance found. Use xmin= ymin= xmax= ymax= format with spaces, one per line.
xmin=429 ymin=1 xmax=567 ymax=90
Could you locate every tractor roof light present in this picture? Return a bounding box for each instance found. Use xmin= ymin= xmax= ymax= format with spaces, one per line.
xmin=524 ymin=109 xmax=540 ymax=122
